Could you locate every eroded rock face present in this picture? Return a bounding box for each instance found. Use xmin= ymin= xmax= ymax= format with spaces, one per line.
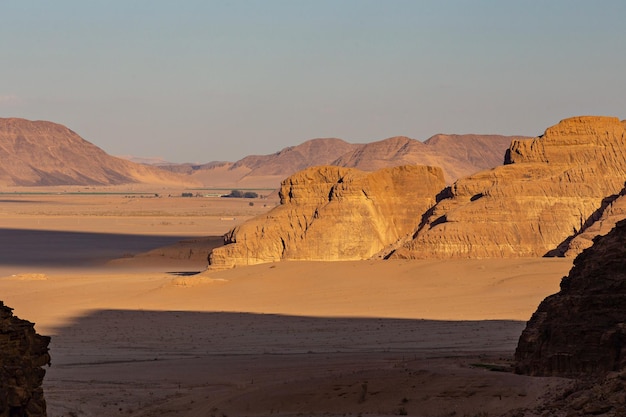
xmin=515 ymin=219 xmax=626 ymax=377
xmin=555 ymin=185 xmax=626 ymax=257
xmin=391 ymin=116 xmax=626 ymax=259
xmin=0 ymin=301 xmax=50 ymax=416
xmin=209 ymin=165 xmax=445 ymax=268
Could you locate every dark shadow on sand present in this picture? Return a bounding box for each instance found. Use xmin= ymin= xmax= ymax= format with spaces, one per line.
xmin=0 ymin=228 xmax=199 ymax=267
xmin=49 ymin=310 xmax=526 ymax=366
xmin=166 ymin=271 xmax=202 ymax=276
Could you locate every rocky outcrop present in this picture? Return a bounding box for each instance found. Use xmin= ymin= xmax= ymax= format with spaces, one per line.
xmin=391 ymin=116 xmax=626 ymax=259
xmin=515 ymin=219 xmax=626 ymax=377
xmin=208 ymin=165 xmax=445 ymax=268
xmin=0 ymin=118 xmax=194 ymax=186
xmin=0 ymin=301 xmax=50 ymax=416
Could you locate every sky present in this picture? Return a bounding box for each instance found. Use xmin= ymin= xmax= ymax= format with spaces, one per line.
xmin=2 ymin=1 xmax=625 ymax=163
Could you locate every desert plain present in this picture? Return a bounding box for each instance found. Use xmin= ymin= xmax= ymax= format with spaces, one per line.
xmin=0 ymin=188 xmax=575 ymax=417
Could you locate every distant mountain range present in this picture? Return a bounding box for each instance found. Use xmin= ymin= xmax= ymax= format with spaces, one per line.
xmin=149 ymin=134 xmax=525 ymax=187
xmin=0 ymin=117 xmax=527 ymax=188
xmin=0 ymin=118 xmax=194 ymax=187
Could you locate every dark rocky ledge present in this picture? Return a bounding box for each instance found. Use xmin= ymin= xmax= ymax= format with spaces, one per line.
xmin=0 ymin=301 xmax=50 ymax=417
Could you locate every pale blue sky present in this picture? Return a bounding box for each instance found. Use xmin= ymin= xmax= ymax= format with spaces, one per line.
xmin=2 ymin=1 xmax=625 ymax=162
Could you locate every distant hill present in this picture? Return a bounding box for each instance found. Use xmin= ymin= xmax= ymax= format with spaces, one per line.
xmin=332 ymin=134 xmax=520 ymax=183
xmin=155 ymin=134 xmax=524 ymax=187
xmin=0 ymin=118 xmax=195 ymax=187
xmin=4 ymin=116 xmax=523 ymax=188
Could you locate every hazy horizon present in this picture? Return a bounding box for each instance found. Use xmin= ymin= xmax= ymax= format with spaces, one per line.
xmin=2 ymin=1 xmax=625 ymax=163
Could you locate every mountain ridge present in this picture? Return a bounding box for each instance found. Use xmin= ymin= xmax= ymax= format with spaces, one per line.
xmin=0 ymin=118 xmax=196 ymax=187
xmin=152 ymin=133 xmax=522 ymax=187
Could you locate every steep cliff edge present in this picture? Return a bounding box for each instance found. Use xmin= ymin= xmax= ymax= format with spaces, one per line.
xmin=391 ymin=116 xmax=626 ymax=259
xmin=208 ymin=165 xmax=445 ymax=268
xmin=515 ymin=219 xmax=626 ymax=377
xmin=0 ymin=301 xmax=50 ymax=416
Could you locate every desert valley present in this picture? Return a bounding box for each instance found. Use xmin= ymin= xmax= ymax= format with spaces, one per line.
xmin=2 ymin=115 xmax=626 ymax=417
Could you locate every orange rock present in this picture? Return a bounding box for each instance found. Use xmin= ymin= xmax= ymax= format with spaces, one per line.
xmin=208 ymin=165 xmax=445 ymax=268
xmin=392 ymin=116 xmax=626 ymax=259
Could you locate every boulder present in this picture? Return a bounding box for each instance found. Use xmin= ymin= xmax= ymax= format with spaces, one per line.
xmin=209 ymin=165 xmax=445 ymax=268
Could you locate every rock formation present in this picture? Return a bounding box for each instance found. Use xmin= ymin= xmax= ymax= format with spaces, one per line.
xmin=391 ymin=116 xmax=626 ymax=259
xmin=556 ymin=185 xmax=626 ymax=257
xmin=0 ymin=118 xmax=194 ymax=186
xmin=0 ymin=301 xmax=50 ymax=416
xmin=208 ymin=165 xmax=445 ymax=268
xmin=515 ymin=219 xmax=626 ymax=377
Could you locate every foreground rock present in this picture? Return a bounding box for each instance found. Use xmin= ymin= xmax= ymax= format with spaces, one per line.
xmin=0 ymin=301 xmax=50 ymax=416
xmin=209 ymin=165 xmax=444 ymax=268
xmin=513 ymin=219 xmax=626 ymax=416
xmin=391 ymin=116 xmax=626 ymax=259
xmin=516 ymin=219 xmax=626 ymax=377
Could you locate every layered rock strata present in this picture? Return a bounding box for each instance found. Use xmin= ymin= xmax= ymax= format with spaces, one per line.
xmin=515 ymin=219 xmax=626 ymax=377
xmin=209 ymin=165 xmax=445 ymax=268
xmin=0 ymin=301 xmax=50 ymax=416
xmin=558 ymin=185 xmax=626 ymax=257
xmin=391 ymin=116 xmax=626 ymax=259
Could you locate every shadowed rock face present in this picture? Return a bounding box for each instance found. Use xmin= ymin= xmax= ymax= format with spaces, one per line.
xmin=391 ymin=116 xmax=626 ymax=259
xmin=209 ymin=165 xmax=445 ymax=268
xmin=515 ymin=219 xmax=626 ymax=377
xmin=0 ymin=301 xmax=50 ymax=416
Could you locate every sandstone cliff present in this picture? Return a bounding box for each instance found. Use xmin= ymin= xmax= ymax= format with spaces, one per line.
xmin=552 ymin=185 xmax=626 ymax=257
xmin=515 ymin=219 xmax=626 ymax=377
xmin=0 ymin=118 xmax=194 ymax=186
xmin=0 ymin=301 xmax=50 ymax=416
xmin=391 ymin=116 xmax=626 ymax=259
xmin=208 ymin=165 xmax=445 ymax=268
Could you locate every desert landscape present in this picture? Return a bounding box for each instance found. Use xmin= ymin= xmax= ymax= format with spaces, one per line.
xmin=0 ymin=190 xmax=577 ymax=417
xmin=1 ymin=111 xmax=626 ymax=417
xmin=4 ymin=4 xmax=626 ymax=416
xmin=2 ymin=114 xmax=626 ymax=417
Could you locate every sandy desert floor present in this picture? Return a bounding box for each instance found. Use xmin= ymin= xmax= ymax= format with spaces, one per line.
xmin=0 ymin=191 xmax=576 ymax=417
